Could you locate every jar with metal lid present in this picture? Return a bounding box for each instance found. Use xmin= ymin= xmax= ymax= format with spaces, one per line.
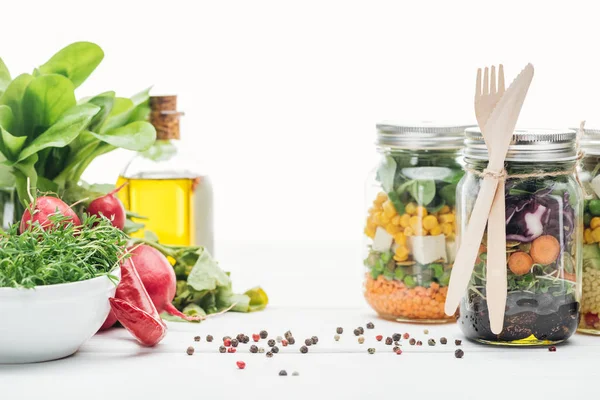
xmin=363 ymin=122 xmax=472 ymax=323
xmin=457 ymin=128 xmax=582 ymax=345
xmin=577 ymin=126 xmax=600 ymax=334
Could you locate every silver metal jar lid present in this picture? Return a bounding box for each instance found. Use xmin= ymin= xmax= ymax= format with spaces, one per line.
xmin=577 ymin=127 xmax=600 ymax=155
xmin=464 ymin=127 xmax=578 ymax=162
xmin=376 ymin=121 xmax=475 ymax=150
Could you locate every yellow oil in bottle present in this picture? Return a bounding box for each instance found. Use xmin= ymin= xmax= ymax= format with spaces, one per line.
xmin=116 ymin=176 xmax=196 ymax=246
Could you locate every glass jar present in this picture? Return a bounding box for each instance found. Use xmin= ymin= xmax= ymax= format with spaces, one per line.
xmin=457 ymin=128 xmax=582 ymax=345
xmin=578 ymin=127 xmax=600 ymax=334
xmin=363 ymin=122 xmax=472 ymax=323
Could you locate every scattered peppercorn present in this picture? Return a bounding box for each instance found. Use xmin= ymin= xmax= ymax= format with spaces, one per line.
xmin=334 ymin=335 xmax=340 ymax=341
xmin=403 ymin=333 xmax=410 ymax=339
xmin=440 ymin=337 xmax=447 ymax=345
xmin=276 ymin=336 xmax=283 ymax=343
xmin=376 ymin=335 xmax=383 ymax=341
xmin=242 ymin=335 xmax=250 ymax=344
xmin=186 ymin=346 xmax=194 ymax=355
xmin=268 ymin=339 xmax=276 ymax=347
xmin=194 ymin=336 xmax=201 ymax=342
xmin=385 ymin=337 xmax=393 ymax=345
xmin=300 ymin=346 xmax=308 ymax=354
xmin=423 ymin=329 xmax=429 ymax=334
xmin=252 ymin=333 xmax=260 ymax=342
xmin=394 ymin=341 xmax=400 ymax=346
xmin=282 ymin=340 xmax=288 ymax=347
xmin=266 ymin=351 xmax=273 ymax=358
xmin=358 ymin=336 xmax=365 ymax=344
xmin=311 ymin=336 xmax=319 ymax=344
xmin=227 ymin=348 xmax=236 ymax=353
xmin=224 ymin=338 xmax=232 ymax=347
xmin=358 ymin=327 xmax=365 ymax=334
xmin=409 ymin=338 xmax=416 ymax=345
xmin=304 ymin=339 xmax=312 ymax=346
xmin=416 ymin=340 xmax=423 ymax=346
xmin=236 ymin=361 xmax=246 ymax=369
xmin=368 ymin=348 xmax=376 ymax=354
xmin=455 ymin=339 xmax=462 ymax=346
xmin=258 ymin=348 xmax=265 ymax=353
xmin=336 ymin=327 xmax=343 ymax=334
xmin=288 ymin=337 xmax=296 ymax=345
xmin=279 ymin=370 xmax=287 ymax=376
xmin=206 ymin=335 xmax=214 ymax=342
xmin=219 ymin=346 xmax=226 ymax=353
xmin=250 ymin=345 xmax=258 ymax=353
xmin=292 ymin=371 xmax=299 ymax=376
xmin=272 ymin=346 xmax=279 ymax=354
xmin=353 ymin=329 xmax=360 ymax=336
xmin=428 ymin=339 xmax=436 ymax=346
xmin=392 ymin=333 xmax=401 ymax=341
xmin=285 ymin=330 xmax=293 ymax=339
xmin=260 ymin=330 xmax=268 ymax=339
xmin=396 ymin=349 xmax=402 ymax=355
xmin=366 ymin=322 xmax=375 ymax=329
xmin=237 ymin=333 xmax=245 ymax=341
xmin=393 ymin=346 xmax=399 ymax=352
xmin=549 ymin=346 xmax=557 ymax=352
xmin=455 ymin=349 xmax=464 ymax=358
xmin=231 ymin=339 xmax=239 ymax=347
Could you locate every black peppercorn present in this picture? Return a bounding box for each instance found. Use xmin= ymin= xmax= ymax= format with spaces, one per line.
xmin=194 ymin=336 xmax=201 ymax=342
xmin=455 ymin=349 xmax=464 ymax=358
xmin=393 ymin=346 xmax=400 ymax=352
xmin=440 ymin=337 xmax=447 ymax=345
xmin=231 ymin=339 xmax=239 ymax=347
xmin=409 ymin=338 xmax=416 ymax=345
xmin=416 ymin=340 xmax=423 ymax=346
xmin=311 ymin=336 xmax=318 ymax=344
xmin=279 ymin=370 xmax=287 ymax=376
xmin=358 ymin=327 xmax=364 ymax=334
xmin=268 ymin=339 xmax=276 ymax=347
xmin=336 ymin=327 xmax=343 ymax=334
xmin=219 ymin=346 xmax=226 ymax=353
xmin=186 ymin=346 xmax=194 ymax=355
xmin=260 ymin=330 xmax=268 ymax=339
xmin=300 ymin=346 xmax=308 ymax=353
xmin=250 ymin=345 xmax=258 ymax=353
xmin=266 ymin=351 xmax=273 ymax=358
xmin=237 ymin=333 xmax=245 ymax=341
xmin=272 ymin=346 xmax=279 ymax=354
xmin=428 ymin=339 xmax=436 ymax=346
xmin=366 ymin=322 xmax=375 ymax=329
xmin=284 ymin=330 xmax=293 ymax=339
xmin=206 ymin=335 xmax=213 ymax=342
xmin=455 ymin=339 xmax=462 ymax=346
xmin=288 ymin=337 xmax=296 ymax=345
xmin=353 ymin=329 xmax=360 ymax=336
xmin=385 ymin=337 xmax=393 ymax=345
xmin=304 ymin=338 xmax=312 ymax=346
xmin=392 ymin=333 xmax=401 ymax=341
xmin=367 ymin=348 xmax=375 ymax=354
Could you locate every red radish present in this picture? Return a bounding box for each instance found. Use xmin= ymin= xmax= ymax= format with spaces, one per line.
xmin=20 ymin=196 xmax=81 ymax=233
xmin=128 ymin=244 xmax=201 ymax=321
xmin=99 ymin=311 xmax=118 ymax=331
xmin=86 ymin=183 xmax=127 ymax=230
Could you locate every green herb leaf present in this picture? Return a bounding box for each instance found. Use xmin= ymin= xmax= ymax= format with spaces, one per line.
xmin=89 ymin=121 xmax=156 ymax=151
xmin=377 ymin=156 xmax=396 ymax=193
xmin=22 ymin=74 xmax=76 ymax=137
xmin=0 ymin=58 xmax=10 ymax=94
xmin=245 ymin=287 xmax=269 ymax=312
xmin=17 ymin=103 xmax=99 ymax=162
xmin=0 ymin=125 xmax=26 ymax=161
xmin=0 ymin=73 xmax=33 ymax=135
xmin=408 ymin=180 xmax=436 ymax=206
xmin=99 ymin=97 xmax=134 ymax=133
xmin=187 ymin=249 xmax=231 ymax=292
xmin=37 ymin=42 xmax=104 ymax=88
xmin=85 ymin=91 xmax=115 ymax=131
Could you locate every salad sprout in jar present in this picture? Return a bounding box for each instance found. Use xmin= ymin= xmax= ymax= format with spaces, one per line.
xmin=578 ymin=126 xmax=600 ymax=334
xmin=457 ymin=128 xmax=582 ymax=345
xmin=364 ymin=122 xmax=472 ymax=323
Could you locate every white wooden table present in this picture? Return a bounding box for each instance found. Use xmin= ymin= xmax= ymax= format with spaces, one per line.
xmin=1 ymin=307 xmax=598 ymax=400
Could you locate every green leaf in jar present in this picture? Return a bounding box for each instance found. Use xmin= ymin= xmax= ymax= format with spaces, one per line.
xmin=377 ymin=156 xmax=397 ymax=193
xmin=408 ymin=180 xmax=436 ymax=206
xmin=439 ymin=183 xmax=457 ymax=206
xmin=387 ymin=191 xmax=405 ymax=215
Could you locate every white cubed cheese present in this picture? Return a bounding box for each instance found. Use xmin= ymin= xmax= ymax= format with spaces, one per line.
xmin=592 ymin=174 xmax=600 ymax=199
xmin=408 ymin=235 xmax=447 ymax=265
xmin=372 ymin=227 xmax=393 ymax=252
xmin=446 ymin=240 xmax=456 ymax=263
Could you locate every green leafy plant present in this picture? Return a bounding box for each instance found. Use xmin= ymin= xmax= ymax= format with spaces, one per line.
xmin=0 ymin=42 xmax=156 ymax=210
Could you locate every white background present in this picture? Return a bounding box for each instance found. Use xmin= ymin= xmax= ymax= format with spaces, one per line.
xmin=3 ymin=0 xmax=600 ymax=306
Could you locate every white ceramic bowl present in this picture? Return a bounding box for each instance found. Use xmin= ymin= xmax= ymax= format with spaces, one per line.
xmin=0 ymin=270 xmax=120 ymax=363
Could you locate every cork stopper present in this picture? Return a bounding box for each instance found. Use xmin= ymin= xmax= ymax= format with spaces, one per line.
xmin=150 ymin=95 xmax=184 ymax=140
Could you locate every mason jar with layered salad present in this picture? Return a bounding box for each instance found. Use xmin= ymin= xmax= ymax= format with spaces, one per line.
xmin=457 ymin=128 xmax=582 ymax=345
xmin=578 ymin=126 xmax=600 ymax=334
xmin=363 ymin=122 xmax=472 ymax=323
